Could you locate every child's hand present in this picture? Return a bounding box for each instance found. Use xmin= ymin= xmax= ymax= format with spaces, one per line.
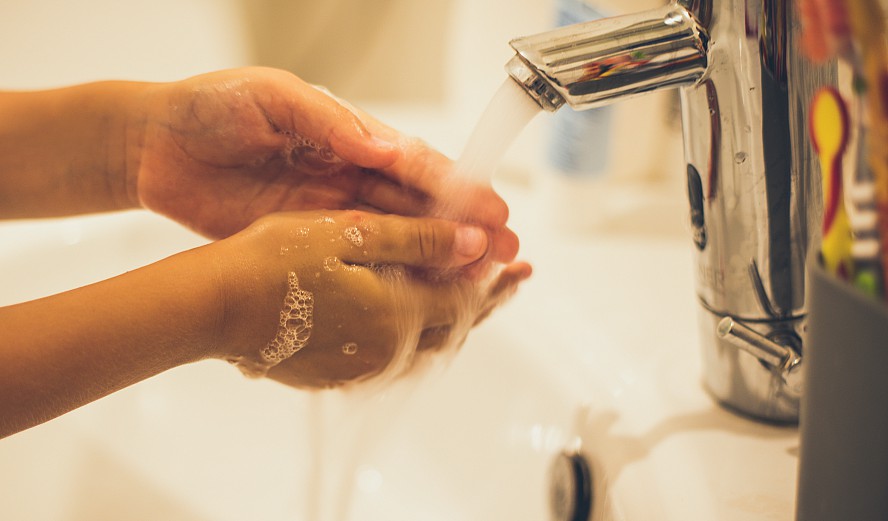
xmin=208 ymin=210 xmax=531 ymax=389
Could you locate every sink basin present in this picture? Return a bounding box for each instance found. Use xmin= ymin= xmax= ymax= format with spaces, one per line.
xmin=0 ymin=179 xmax=799 ymax=520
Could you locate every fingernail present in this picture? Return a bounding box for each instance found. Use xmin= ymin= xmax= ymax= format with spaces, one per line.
xmin=455 ymin=226 xmax=487 ymax=260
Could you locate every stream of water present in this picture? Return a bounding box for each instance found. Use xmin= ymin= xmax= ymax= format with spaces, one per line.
xmin=303 ymin=78 xmax=542 ymax=521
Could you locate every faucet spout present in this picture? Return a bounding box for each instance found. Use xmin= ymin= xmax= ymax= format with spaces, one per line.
xmin=506 ymin=4 xmax=709 ymax=111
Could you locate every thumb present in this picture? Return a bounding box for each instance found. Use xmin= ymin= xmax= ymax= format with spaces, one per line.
xmin=307 ymin=86 xmax=401 ymax=169
xmin=340 ymin=215 xmax=489 ymax=268
xmin=328 ymin=113 xmax=402 ymax=169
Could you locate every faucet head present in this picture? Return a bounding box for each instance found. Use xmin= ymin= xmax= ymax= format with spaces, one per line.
xmin=505 ymin=5 xmax=709 ymax=112
xmin=505 ymin=54 xmax=566 ymax=112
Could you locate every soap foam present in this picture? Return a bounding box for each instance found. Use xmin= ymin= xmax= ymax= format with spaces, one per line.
xmin=228 ymin=271 xmax=314 ymax=378
xmin=285 ymin=134 xmax=342 ymax=169
xmin=343 ymin=226 xmax=364 ymax=247
xmin=262 ymin=271 xmax=314 ymax=364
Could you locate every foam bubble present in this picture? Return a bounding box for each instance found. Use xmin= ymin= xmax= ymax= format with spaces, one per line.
xmin=323 ymin=256 xmax=341 ymax=272
xmin=263 ymin=272 xmax=314 ymax=365
xmin=341 ymin=262 xmax=362 ymax=273
xmin=342 ymin=342 xmax=358 ymax=355
xmin=344 ymin=226 xmax=364 ymax=247
xmin=227 ymin=272 xmax=314 ymax=378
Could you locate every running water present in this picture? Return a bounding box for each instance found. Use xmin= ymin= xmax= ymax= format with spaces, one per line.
xmin=433 ymin=78 xmax=543 ymax=223
xmin=303 ymin=78 xmax=542 ymax=521
xmin=455 ymin=78 xmax=544 ymax=182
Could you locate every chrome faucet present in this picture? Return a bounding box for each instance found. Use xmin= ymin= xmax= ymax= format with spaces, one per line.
xmin=507 ymin=0 xmax=836 ymax=423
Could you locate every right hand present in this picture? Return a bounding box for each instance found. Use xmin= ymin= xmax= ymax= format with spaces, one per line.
xmin=206 ymin=210 xmax=531 ymax=389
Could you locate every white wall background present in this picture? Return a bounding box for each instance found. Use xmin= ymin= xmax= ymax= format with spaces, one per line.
xmin=0 ymin=0 xmax=551 ymax=101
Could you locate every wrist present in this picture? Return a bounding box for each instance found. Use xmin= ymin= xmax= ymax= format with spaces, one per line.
xmin=120 ymin=81 xmax=165 ymax=210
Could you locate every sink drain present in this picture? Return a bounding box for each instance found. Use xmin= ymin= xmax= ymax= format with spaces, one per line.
xmin=548 ymin=450 xmax=593 ymax=521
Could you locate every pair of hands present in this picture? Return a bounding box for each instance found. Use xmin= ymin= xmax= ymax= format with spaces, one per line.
xmin=129 ymin=67 xmax=530 ymax=388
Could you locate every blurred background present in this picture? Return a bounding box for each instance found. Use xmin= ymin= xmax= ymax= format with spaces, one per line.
xmin=0 ymin=0 xmax=681 ymax=188
xmin=0 ymin=0 xmax=548 ymax=160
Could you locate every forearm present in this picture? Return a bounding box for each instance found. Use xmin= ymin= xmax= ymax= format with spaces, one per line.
xmin=0 ymin=246 xmax=224 ymax=438
xmin=0 ymin=82 xmax=150 ymax=218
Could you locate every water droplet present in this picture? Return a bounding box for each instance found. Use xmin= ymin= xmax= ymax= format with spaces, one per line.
xmin=342 ymin=342 xmax=358 ymax=355
xmin=734 ymin=151 xmax=748 ymax=164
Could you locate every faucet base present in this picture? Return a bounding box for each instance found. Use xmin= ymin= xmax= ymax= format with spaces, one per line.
xmin=697 ymin=307 xmax=803 ymax=424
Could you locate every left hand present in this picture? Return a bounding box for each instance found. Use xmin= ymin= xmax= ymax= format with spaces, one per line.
xmin=208 ymin=209 xmax=532 ymax=388
xmin=128 ymin=67 xmax=518 ymax=263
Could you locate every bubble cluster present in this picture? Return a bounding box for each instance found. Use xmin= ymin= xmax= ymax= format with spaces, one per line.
xmin=341 ymin=263 xmax=362 ymax=273
xmin=260 ymin=272 xmax=314 ymax=365
xmin=341 ymin=342 xmax=358 ymax=355
xmin=344 ymin=226 xmax=364 ymax=247
xmin=283 ymin=134 xmax=343 ymax=168
xmin=294 ymin=136 xmax=340 ymax=163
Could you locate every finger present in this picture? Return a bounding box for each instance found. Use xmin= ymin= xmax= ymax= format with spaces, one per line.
xmin=304 ymin=86 xmax=402 ymax=169
xmin=431 ymin=180 xmax=510 ymax=229
xmin=417 ymin=325 xmax=452 ymax=352
xmin=351 ymin=170 xmax=430 ymax=216
xmin=473 ymin=262 xmax=533 ymax=326
xmin=369 ymin=138 xmax=510 ymax=229
xmin=329 ymin=103 xmax=511 ymax=229
xmin=260 ymin=71 xmax=401 ymax=169
xmin=327 ymin=114 xmax=402 ymax=169
xmin=413 ymin=261 xmax=531 ymax=327
xmin=459 ymin=226 xmax=520 ymax=280
xmin=488 ymin=226 xmax=520 ymax=264
xmin=340 ymin=214 xmax=489 ymax=268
